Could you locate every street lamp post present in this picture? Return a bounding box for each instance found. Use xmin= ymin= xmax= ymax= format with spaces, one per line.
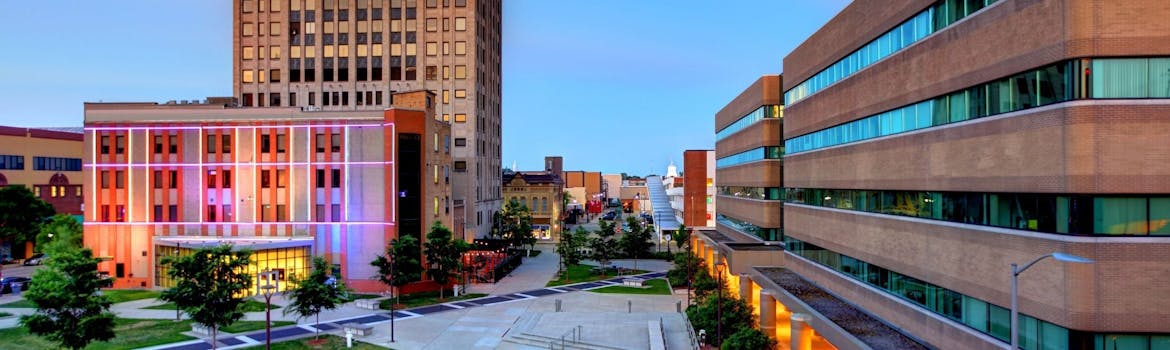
xmin=715 ymin=261 xmax=725 ymax=348
xmin=174 ymin=242 xmax=182 ymax=322
xmin=257 ymin=270 xmax=279 ymax=350
xmin=1009 ymin=253 xmax=1093 ymax=350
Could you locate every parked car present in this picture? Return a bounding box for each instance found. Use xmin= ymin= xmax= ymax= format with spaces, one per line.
xmin=23 ymin=253 xmax=45 ymax=266
xmin=0 ymin=255 xmax=15 ymax=265
xmin=600 ymin=211 xmax=618 ymax=221
xmin=1 ymin=276 xmax=31 ymax=294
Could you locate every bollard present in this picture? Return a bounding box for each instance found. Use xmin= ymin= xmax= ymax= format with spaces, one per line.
xmin=556 ymin=299 xmax=562 ymax=312
xmin=346 ymin=330 xmax=354 ymax=348
xmin=676 ymin=300 xmax=682 ymax=313
xmin=628 ymin=300 xmax=632 ymax=313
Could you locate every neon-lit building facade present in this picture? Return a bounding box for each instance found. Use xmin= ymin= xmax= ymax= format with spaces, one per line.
xmin=83 ymin=91 xmax=450 ymax=292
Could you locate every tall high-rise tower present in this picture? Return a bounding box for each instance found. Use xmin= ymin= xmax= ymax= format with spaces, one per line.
xmin=232 ymin=0 xmax=502 ymax=238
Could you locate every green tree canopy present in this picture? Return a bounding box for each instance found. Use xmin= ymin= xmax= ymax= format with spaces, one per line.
xmin=371 ymin=235 xmax=423 ymax=294
xmin=498 ymin=199 xmax=534 ymax=249
xmin=160 ymin=245 xmax=253 ymax=348
xmin=0 ymin=186 xmax=55 ymax=245
xmin=667 ymin=250 xmax=706 ymax=292
xmin=423 ymin=221 xmax=469 ymax=299
xmin=722 ymin=327 xmax=777 ymax=350
xmin=588 ymin=221 xmax=621 ymax=276
xmin=20 ymin=222 xmax=115 ymax=350
xmin=619 ymin=216 xmax=654 ymax=260
xmin=35 ymin=214 xmax=82 ymax=252
xmin=285 ymin=257 xmax=350 ymax=339
xmin=686 ymin=291 xmax=756 ymax=348
xmin=673 ymin=225 xmax=691 ymax=252
xmin=556 ymin=226 xmax=588 ymax=269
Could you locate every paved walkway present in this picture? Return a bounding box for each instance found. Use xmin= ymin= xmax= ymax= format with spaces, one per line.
xmin=465 ymin=244 xmax=561 ymax=296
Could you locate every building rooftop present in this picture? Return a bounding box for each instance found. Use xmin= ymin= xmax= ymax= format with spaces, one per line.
xmin=504 ymin=171 xmax=562 ymax=185
xmin=0 ymin=125 xmax=85 ymax=141
xmin=756 ymin=267 xmax=930 ymax=350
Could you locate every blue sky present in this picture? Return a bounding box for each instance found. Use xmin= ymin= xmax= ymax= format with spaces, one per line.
xmin=0 ymin=0 xmax=849 ymax=175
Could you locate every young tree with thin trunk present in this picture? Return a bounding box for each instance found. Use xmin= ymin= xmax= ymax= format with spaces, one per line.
xmin=20 ymin=225 xmax=115 ymax=350
xmin=371 ymin=235 xmax=423 ymax=304
xmin=589 ymin=221 xmax=620 ymax=277
xmin=284 ymin=257 xmax=350 ymax=340
xmin=423 ymin=221 xmax=469 ymax=299
xmin=161 ymin=245 xmax=253 ymax=349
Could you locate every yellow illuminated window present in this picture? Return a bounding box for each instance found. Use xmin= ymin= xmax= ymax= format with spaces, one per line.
xmin=49 ymin=186 xmax=56 ymax=198
xmin=426 ymin=18 xmax=437 ymax=32
xmin=455 ymin=17 xmax=466 ymax=31
xmin=455 ymin=41 xmax=466 ymax=55
xmin=340 ymin=0 xmax=349 ymax=9
xmin=270 ymin=0 xmax=280 ymax=11
xmin=324 ymin=21 xmax=335 ymax=34
xmin=339 ymin=44 xmax=349 ymax=57
xmin=455 ymin=89 xmax=466 ymax=98
xmin=243 ymin=22 xmax=255 ymax=36
xmin=291 ymin=0 xmax=300 ymax=10
xmin=373 ymin=20 xmax=383 ymax=32
xmin=433 ymin=165 xmax=439 ymax=183
xmin=260 ymin=45 xmax=267 ymax=59
xmin=357 ymin=44 xmax=368 ymax=56
xmin=243 ymin=0 xmax=254 ymax=12
xmin=305 ymin=47 xmax=316 ymax=58
xmin=243 ymin=46 xmax=254 ymax=60
xmin=291 ymin=46 xmax=301 ymax=58
xmin=442 ymin=114 xmax=450 ymax=122
xmin=443 ymin=66 xmax=449 ymax=79
xmin=405 ymin=19 xmax=416 ymax=30
xmin=259 ymin=69 xmax=267 ymax=82
xmin=357 ymin=0 xmax=367 ymax=7
xmin=372 ymin=44 xmax=383 ymax=56
xmin=270 ymin=46 xmax=281 ymax=59
xmin=434 ymin=197 xmax=439 ymax=214
xmin=271 ymin=22 xmax=281 ymax=36
xmin=455 ymin=65 xmax=466 ymax=79
xmin=358 ymin=21 xmax=369 ymax=33
xmin=306 ymin=0 xmax=315 ymax=9
xmin=243 ymin=70 xmax=255 ymax=83
xmin=324 ymin=45 xmax=335 ymax=57
xmin=442 ymin=90 xmax=449 ymax=103
xmin=391 ymin=44 xmax=402 ymax=56
xmin=426 ymin=42 xmax=437 ymax=56
xmin=454 ymin=114 xmax=467 ymax=123
xmin=259 ymin=0 xmax=267 ymax=12
xmin=391 ymin=20 xmax=401 ymax=32
xmin=405 ymin=44 xmax=416 ymax=56
xmin=339 ymin=21 xmax=350 ymax=33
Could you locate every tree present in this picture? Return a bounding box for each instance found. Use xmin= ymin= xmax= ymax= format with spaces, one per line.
xmin=561 ymin=191 xmax=572 ymax=213
xmin=667 ymin=250 xmax=705 ymax=290
xmin=619 ymin=217 xmax=654 ymax=260
xmin=686 ymin=292 xmax=756 ymax=347
xmin=35 ymin=214 xmax=83 ymax=252
xmin=691 ymin=266 xmax=722 ymax=302
xmin=498 ymin=199 xmax=534 ymax=250
xmin=722 ymin=328 xmax=777 ymax=350
xmin=423 ymin=221 xmax=469 ymax=299
xmin=371 ymin=235 xmax=423 ymax=301
xmin=161 ymin=245 xmax=253 ymax=349
xmin=588 ymin=221 xmax=620 ymax=276
xmin=20 ymin=224 xmax=115 ymax=350
xmin=285 ymin=257 xmax=350 ymax=340
xmin=672 ymin=225 xmax=691 ymax=253
xmin=555 ymin=226 xmax=587 ymax=272
xmin=0 ymin=186 xmax=54 ymax=247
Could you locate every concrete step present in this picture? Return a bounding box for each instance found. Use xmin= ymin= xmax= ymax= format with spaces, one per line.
xmin=505 ymin=332 xmax=628 ymax=350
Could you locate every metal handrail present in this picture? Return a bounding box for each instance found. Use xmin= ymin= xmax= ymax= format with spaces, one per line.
xmin=680 ymin=310 xmax=701 ymax=350
xmin=550 ymin=325 xmax=582 ymax=350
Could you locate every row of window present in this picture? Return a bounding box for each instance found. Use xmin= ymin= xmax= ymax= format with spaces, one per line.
xmin=0 ymin=155 xmax=24 ymax=170
xmin=714 ymin=146 xmax=782 ymax=169
xmin=785 ymin=0 xmax=1000 ymax=105
xmin=31 ymin=157 xmax=82 ymax=171
xmin=242 ymin=41 xmax=467 ymax=60
xmin=717 ymin=186 xmax=782 ymax=200
xmin=785 ymin=57 xmax=1170 ymax=154
xmin=715 ymin=214 xmax=781 ymax=241
xmin=714 ymin=105 xmax=781 ymax=141
xmin=787 ymin=188 xmax=1170 ymax=236
xmin=507 ymin=196 xmax=552 ymax=213
xmin=784 ymin=236 xmax=1067 ymax=350
xmin=99 ymin=135 xmax=126 ymax=155
xmin=240 ymin=64 xmax=466 ymax=84
xmin=242 ymin=17 xmax=467 ymax=37
xmin=35 ymin=185 xmax=81 ymax=198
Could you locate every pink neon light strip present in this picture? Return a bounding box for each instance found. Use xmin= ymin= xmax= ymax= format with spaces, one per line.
xmin=84 ymin=221 xmax=395 ymax=226
xmin=84 ymin=122 xmax=395 ymax=131
xmin=84 ymin=161 xmax=394 ymax=168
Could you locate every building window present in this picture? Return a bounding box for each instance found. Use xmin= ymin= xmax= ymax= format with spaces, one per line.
xmin=455 ymin=41 xmax=466 ymax=55
xmin=454 ymin=138 xmax=466 ymax=147
xmin=276 ymin=205 xmax=287 ymax=222
xmin=115 ymin=135 xmax=126 ymax=154
xmin=261 ymin=170 xmax=272 ymax=188
xmin=243 ymin=69 xmax=255 ymax=83
xmin=169 ymin=170 xmax=178 ymax=188
xmin=101 ymin=205 xmax=110 ymax=222
xmin=454 ymin=17 xmax=466 ymax=31
xmin=100 ymin=135 xmax=110 ymax=154
xmin=169 ymin=205 xmax=178 ymax=222
xmin=115 ymin=171 xmax=125 ymax=189
xmin=454 ymin=114 xmax=467 ymax=123
xmin=208 ymin=205 xmax=217 ymax=222
xmin=207 ymin=135 xmax=217 ymax=153
xmin=32 ymin=157 xmax=82 ymax=171
xmin=455 ymin=89 xmax=466 ymax=98
xmin=315 ymin=133 xmax=326 ymax=153
xmin=331 ymin=169 xmax=341 ymax=188
xmin=276 ymin=134 xmax=287 ymax=153
xmin=331 ymin=133 xmax=342 ymax=152
xmin=115 ymin=205 xmax=125 ymax=222
xmin=315 ymin=169 xmax=325 ymax=188
xmin=277 ymin=169 xmax=288 ymax=188
xmin=153 ymin=171 xmax=163 ymax=189
xmin=455 ymin=65 xmax=466 ymax=79
xmin=154 ymin=135 xmax=164 ymax=153
xmin=261 ymin=134 xmax=272 ymax=153
xmin=243 ymin=46 xmax=254 ymax=60
xmin=154 ymin=205 xmax=163 ymax=222
xmin=207 ymin=171 xmax=217 ymax=188
xmin=169 ymin=135 xmax=178 ymax=153
xmin=222 ymin=134 xmax=232 ymax=153
xmin=222 ymin=170 xmax=232 ymax=188
xmin=243 ymin=22 xmax=255 ymax=36
xmin=454 ymin=161 xmax=467 ymax=172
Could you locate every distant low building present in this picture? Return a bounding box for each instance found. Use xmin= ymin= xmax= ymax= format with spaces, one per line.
xmin=502 ymin=169 xmax=563 ymax=241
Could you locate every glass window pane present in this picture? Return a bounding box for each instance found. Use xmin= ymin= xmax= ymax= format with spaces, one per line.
xmin=1149 ymin=198 xmax=1170 ymax=235
xmin=1149 ymin=58 xmax=1170 ymax=98
xmin=962 ymin=296 xmax=989 ymax=333
xmin=1094 ymin=197 xmax=1149 ymax=235
xmin=1039 ymin=321 xmax=1069 ymax=350
xmin=1093 ymin=58 xmax=1149 ymax=98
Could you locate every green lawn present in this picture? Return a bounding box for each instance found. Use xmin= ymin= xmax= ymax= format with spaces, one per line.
xmin=379 ymin=291 xmax=488 ymax=310
xmin=546 ymin=264 xmax=649 ymax=287
xmin=220 ymin=320 xmax=295 ymax=333
xmin=145 ymin=299 xmax=279 ymax=312
xmin=0 ymin=318 xmax=302 ymax=350
xmin=347 ymin=293 xmax=382 ymax=301
xmin=590 ymin=279 xmax=672 ymax=295
xmin=238 ymin=335 xmax=389 ymax=350
xmin=1 ymin=290 xmax=160 ymax=309
xmin=101 ymin=290 xmax=161 ymax=304
xmin=0 ymin=299 xmax=35 ymax=308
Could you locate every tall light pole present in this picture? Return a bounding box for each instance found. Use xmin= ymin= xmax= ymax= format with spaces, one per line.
xmin=174 ymin=242 xmax=182 ymax=322
xmin=715 ymin=260 xmax=725 ymax=348
xmin=1010 ymin=252 xmax=1092 ymax=350
xmin=257 ymin=270 xmax=279 ymax=350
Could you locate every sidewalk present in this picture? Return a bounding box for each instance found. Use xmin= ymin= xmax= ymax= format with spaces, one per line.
xmin=465 ymin=244 xmax=560 ymax=296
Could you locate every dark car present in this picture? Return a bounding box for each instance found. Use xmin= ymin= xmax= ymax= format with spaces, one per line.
xmin=23 ymin=253 xmax=46 ymax=266
xmin=1 ymin=277 xmax=31 ymax=294
xmin=600 ymin=211 xmax=618 ymax=221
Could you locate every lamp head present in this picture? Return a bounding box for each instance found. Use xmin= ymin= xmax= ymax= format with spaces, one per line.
xmin=1052 ymin=252 xmax=1093 ymax=264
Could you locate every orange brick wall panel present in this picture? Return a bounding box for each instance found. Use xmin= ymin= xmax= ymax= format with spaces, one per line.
xmin=715 ymin=161 xmax=781 ymax=188
xmin=715 ymin=196 xmax=781 ymax=228
xmin=786 ymin=205 xmax=1170 ymax=333
xmin=783 ymin=103 xmax=1170 ymax=194
xmin=714 ymin=119 xmax=781 ymax=158
xmin=716 ymin=75 xmax=781 ymax=131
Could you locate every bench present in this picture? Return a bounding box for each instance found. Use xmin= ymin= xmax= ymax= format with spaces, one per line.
xmin=623 ymin=278 xmax=645 ymax=287
xmin=354 ymin=299 xmax=381 ymax=310
xmin=342 ymin=323 xmax=374 ymax=336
